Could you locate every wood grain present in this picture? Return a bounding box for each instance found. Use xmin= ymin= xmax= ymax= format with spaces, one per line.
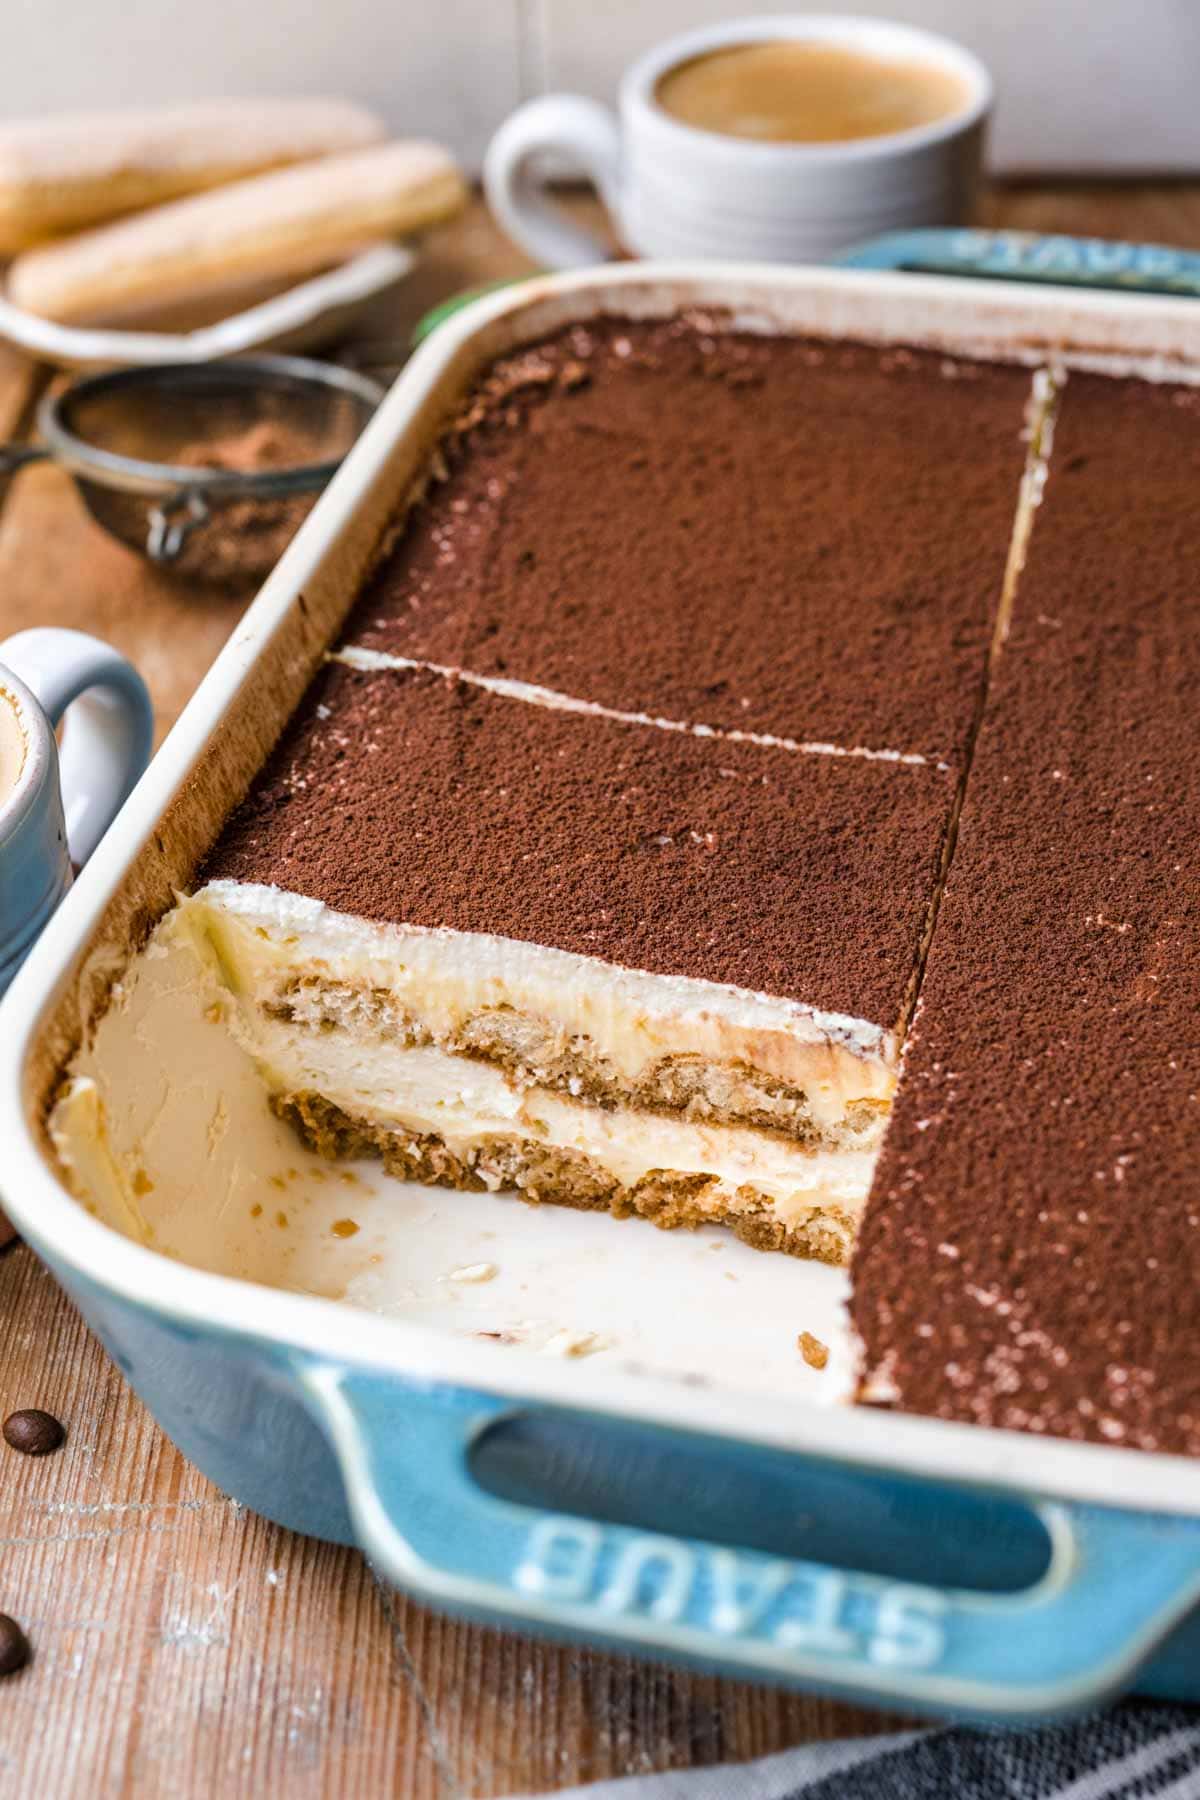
xmin=0 ymin=343 xmax=38 ymax=440
xmin=982 ymin=177 xmax=1200 ymax=245
xmin=0 ymin=468 xmax=244 ymax=747
xmin=0 ymin=184 xmax=1197 ymax=1797
xmin=0 ymin=1245 xmax=904 ymax=1798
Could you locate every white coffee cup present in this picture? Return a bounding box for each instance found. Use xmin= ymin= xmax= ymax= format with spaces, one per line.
xmin=485 ymin=14 xmax=991 ymax=268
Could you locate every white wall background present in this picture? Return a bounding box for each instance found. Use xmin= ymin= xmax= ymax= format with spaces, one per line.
xmin=2 ymin=0 xmax=1199 ymax=172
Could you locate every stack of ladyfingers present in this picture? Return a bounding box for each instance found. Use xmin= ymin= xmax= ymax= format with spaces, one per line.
xmin=0 ymin=98 xmax=467 ymax=322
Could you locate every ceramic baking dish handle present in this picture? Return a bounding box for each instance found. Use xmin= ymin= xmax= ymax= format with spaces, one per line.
xmin=839 ymin=228 xmax=1200 ymax=296
xmin=300 ymin=1362 xmax=1200 ymax=1719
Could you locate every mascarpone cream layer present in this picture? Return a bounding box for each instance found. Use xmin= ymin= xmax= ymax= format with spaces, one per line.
xmin=231 ymin=1012 xmax=876 ymax=1230
xmin=185 ymin=882 xmax=897 ymax=1127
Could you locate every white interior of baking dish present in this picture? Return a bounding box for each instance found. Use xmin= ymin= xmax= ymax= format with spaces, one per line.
xmin=14 ymin=263 xmax=1200 ymax=1514
xmin=53 ymin=917 xmax=849 ymax=1399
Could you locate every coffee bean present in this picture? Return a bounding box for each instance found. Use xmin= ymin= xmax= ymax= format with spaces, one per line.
xmin=0 ymin=1616 xmax=29 ymax=1676
xmin=3 ymin=1409 xmax=65 ymax=1456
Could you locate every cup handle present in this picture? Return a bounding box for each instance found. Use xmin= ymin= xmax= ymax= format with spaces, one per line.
xmin=0 ymin=628 xmax=153 ymax=867
xmin=484 ymin=96 xmax=622 ymax=269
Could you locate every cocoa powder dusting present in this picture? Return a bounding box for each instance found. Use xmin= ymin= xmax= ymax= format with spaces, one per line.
xmin=342 ymin=316 xmax=1031 ymax=766
xmin=851 ymin=374 xmax=1200 ymax=1457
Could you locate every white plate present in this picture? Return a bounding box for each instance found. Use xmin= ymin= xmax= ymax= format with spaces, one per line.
xmin=0 ymin=243 xmax=414 ymax=369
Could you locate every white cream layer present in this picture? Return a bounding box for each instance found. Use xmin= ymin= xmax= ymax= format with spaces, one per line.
xmin=231 ymin=1011 xmax=875 ymax=1236
xmin=185 ymin=882 xmax=897 ymax=1126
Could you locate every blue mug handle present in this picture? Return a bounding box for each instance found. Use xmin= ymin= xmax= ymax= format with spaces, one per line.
xmin=837 ymin=228 xmax=1200 ymax=296
xmin=0 ymin=627 xmax=152 ymax=996
xmin=299 ymin=1361 xmax=1200 ymax=1720
xmin=0 ymin=627 xmax=153 ymax=867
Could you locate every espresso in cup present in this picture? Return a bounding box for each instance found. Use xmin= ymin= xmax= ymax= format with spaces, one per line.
xmin=656 ymin=41 xmax=972 ymax=144
xmin=0 ymin=688 xmax=26 ymax=809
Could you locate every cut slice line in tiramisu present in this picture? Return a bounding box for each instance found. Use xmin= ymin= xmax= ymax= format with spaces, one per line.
xmin=331 ymin=645 xmax=939 ymax=767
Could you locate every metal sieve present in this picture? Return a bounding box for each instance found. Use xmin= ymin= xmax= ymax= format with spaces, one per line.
xmin=0 ymin=355 xmax=383 ymax=583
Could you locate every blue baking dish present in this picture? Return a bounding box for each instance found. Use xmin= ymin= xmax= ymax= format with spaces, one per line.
xmin=7 ymin=249 xmax=1200 ymax=1722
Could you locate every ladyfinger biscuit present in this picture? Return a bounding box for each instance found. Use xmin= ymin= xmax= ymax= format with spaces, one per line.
xmin=0 ymin=97 xmax=387 ymax=255
xmin=8 ymin=141 xmax=468 ymax=323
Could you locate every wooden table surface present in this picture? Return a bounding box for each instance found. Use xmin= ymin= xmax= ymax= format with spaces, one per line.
xmin=1 ymin=182 xmax=1198 ymax=1798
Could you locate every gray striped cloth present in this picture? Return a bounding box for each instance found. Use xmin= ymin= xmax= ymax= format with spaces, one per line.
xmin=519 ymin=1703 xmax=1200 ymax=1800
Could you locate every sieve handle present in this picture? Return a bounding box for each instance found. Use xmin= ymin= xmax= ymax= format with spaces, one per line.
xmin=0 ymin=444 xmax=49 ymax=475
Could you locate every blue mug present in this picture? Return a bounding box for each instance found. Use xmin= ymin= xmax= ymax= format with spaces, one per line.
xmin=0 ymin=627 xmax=152 ymax=995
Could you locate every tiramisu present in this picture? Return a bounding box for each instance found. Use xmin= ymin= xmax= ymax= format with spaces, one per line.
xmin=177 ymin=320 xmax=1036 ymax=1266
xmin=850 ymin=372 xmax=1200 ymax=1456
xmin=52 ymin=307 xmax=1200 ymax=1457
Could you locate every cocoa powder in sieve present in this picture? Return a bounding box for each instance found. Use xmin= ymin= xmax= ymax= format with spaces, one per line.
xmin=168 ymin=416 xmax=327 ymax=583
